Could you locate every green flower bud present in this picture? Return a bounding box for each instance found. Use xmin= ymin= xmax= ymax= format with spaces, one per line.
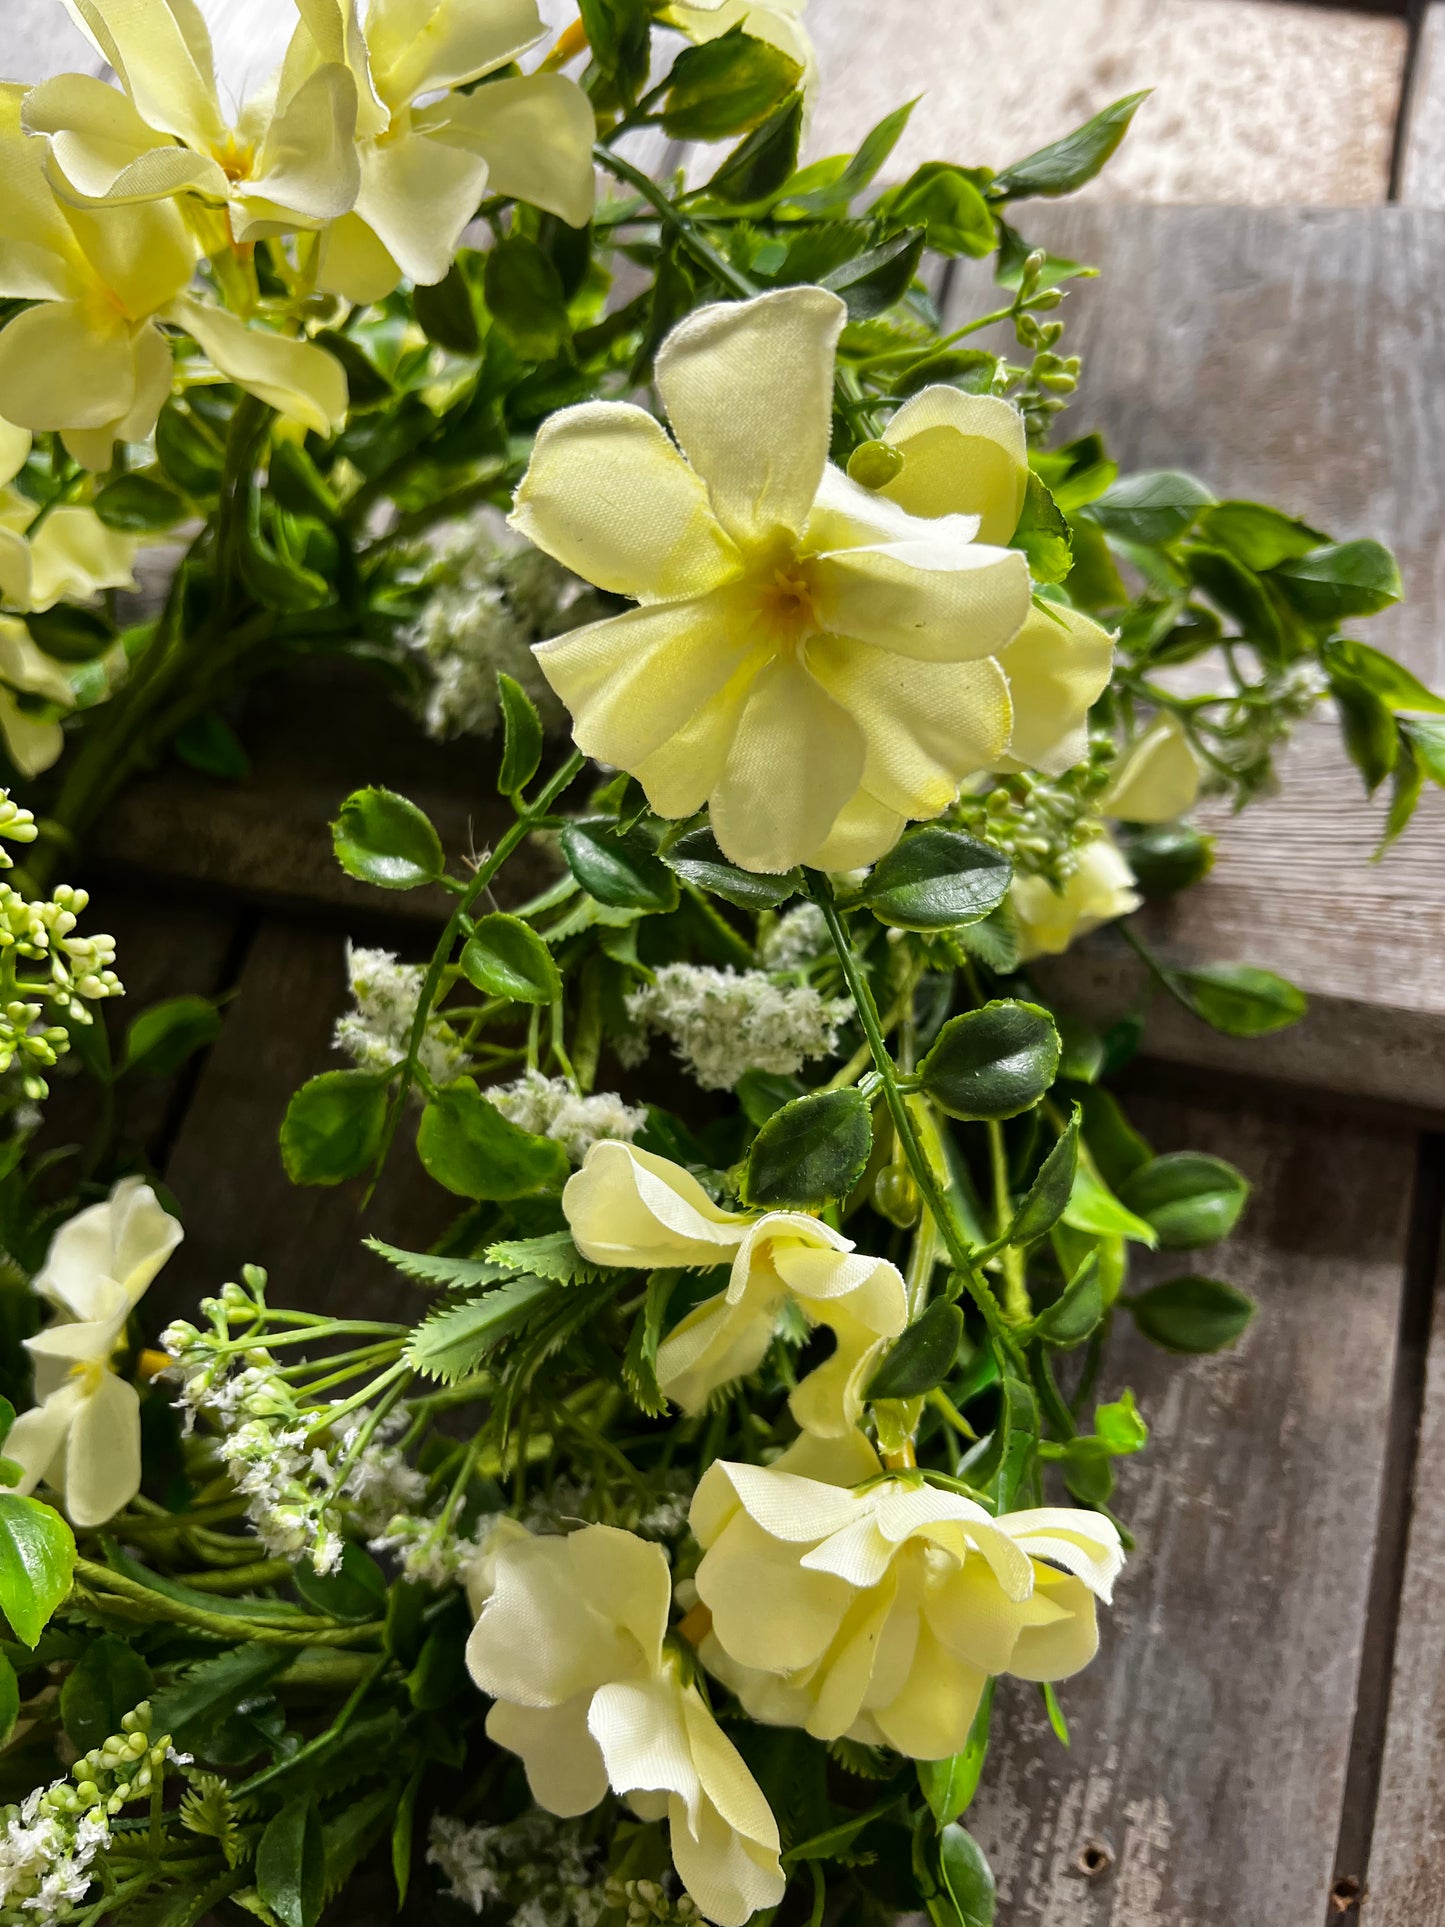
xmin=846 ymin=440 xmax=905 ymax=491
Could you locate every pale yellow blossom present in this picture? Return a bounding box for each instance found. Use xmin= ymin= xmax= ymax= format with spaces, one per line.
xmin=1103 ymin=714 xmax=1201 ymax=822
xmin=562 ymin=1141 xmax=907 ymax=1435
xmin=0 ymin=435 xmax=140 ymax=613
xmin=691 ymin=1432 xmax=1123 ymax=1759
xmin=1010 ymin=834 xmax=1140 ymax=962
xmin=0 ymin=621 xmax=75 ymax=777
xmin=466 ymin=1521 xmax=784 ymax=1926
xmin=8 ymin=1178 xmax=183 ymax=1528
xmin=516 ymin=287 xmax=1034 ymax=873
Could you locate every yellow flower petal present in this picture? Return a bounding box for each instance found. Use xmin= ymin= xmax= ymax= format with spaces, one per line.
xmin=0 ymin=419 xmax=30 ymax=489
xmin=1006 ymin=1569 xmax=1100 ymax=1681
xmin=171 ymin=296 xmax=348 ymax=435
xmin=808 ymin=787 xmax=906 ymax=870
xmin=65 ymin=197 xmax=198 ymax=320
xmin=711 ymin=655 xmax=866 ymax=872
xmin=995 ymin=600 xmax=1114 ymax=776
xmin=0 ymin=690 xmax=64 ymax=777
xmin=62 ymin=0 xmax=227 ymax=154
xmin=485 ymin=1696 xmax=610 ymax=1816
xmin=631 ymin=664 xmax=758 ymax=818
xmin=1104 ymin=714 xmax=1201 ymax=822
xmin=811 ymin=538 xmax=1031 ymax=664
xmin=1011 ymin=835 xmax=1139 ymax=961
xmin=511 ymin=402 xmax=740 ymax=602
xmin=237 ymin=61 xmax=361 ymax=236
xmin=0 ymin=302 xmax=140 ymax=434
xmin=428 ymin=74 xmax=596 ymax=229
xmin=352 ymin=123 xmax=490 ymax=288
xmin=563 ymin=1141 xmax=751 ymax=1270
xmin=0 ymin=129 xmax=84 ymax=300
xmin=25 ymin=507 xmax=139 ymax=610
xmin=316 ymin=210 xmax=400 ymax=305
xmin=656 ymin=287 xmax=845 ymax=549
xmin=871 ymin=1620 xmax=988 ymax=1760
xmin=4 ymin=1382 xmax=82 ymax=1500
xmin=364 ymin=0 xmax=547 ymax=105
xmin=25 ymin=72 xmax=225 ymax=206
xmin=880 ymin=388 xmax=1028 ymax=545
xmin=63 ymin=1367 xmax=141 ymax=1529
xmin=808 ymin=635 xmax=1011 ymax=818
xmin=533 ymin=592 xmax=761 ymax=774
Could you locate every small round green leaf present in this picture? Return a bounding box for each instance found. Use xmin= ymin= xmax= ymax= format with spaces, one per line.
xmin=0 ymin=1495 xmax=75 ymax=1647
xmin=497 ymin=674 xmax=543 ymax=797
xmin=561 ymin=821 xmax=679 ymax=913
xmin=417 ymin=1080 xmax=569 ymax=1200
xmin=865 ymin=1299 xmax=963 ymax=1400
xmin=61 ymin=1635 xmax=151 ymax=1750
xmin=1117 ymin=822 xmax=1214 ymax=899
xmin=332 ymin=787 xmax=445 ymax=891
xmin=743 ymin=1087 xmax=872 ymax=1208
xmin=92 ymin=473 xmax=187 ymax=532
xmin=123 ymin=995 xmax=223 ymax=1077
xmin=1169 ymin=963 xmax=1306 ymax=1038
xmin=461 ymin=914 xmax=562 ymax=1006
xmin=280 ymin=1070 xmax=389 ymax=1186
xmin=859 ymin=828 xmax=1011 ymax=932
xmin=1087 ymin=470 xmax=1214 ymax=548
xmin=1129 ymin=1275 xmax=1256 ymax=1354
xmin=918 ymin=1001 xmax=1061 ymax=1121
xmin=1273 ymin=539 xmax=1403 ymax=622
xmin=664 ymin=828 xmax=801 ymax=910
xmin=1119 ymin=1152 xmax=1249 ymax=1249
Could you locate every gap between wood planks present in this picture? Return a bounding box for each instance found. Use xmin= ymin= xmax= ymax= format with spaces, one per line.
xmin=1326 ymin=1130 xmax=1445 ymax=1925
xmin=1389 ymin=0 xmax=1433 ymax=197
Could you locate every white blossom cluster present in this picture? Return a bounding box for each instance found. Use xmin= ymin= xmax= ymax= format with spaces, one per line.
xmin=758 ymin=902 xmax=829 ymax=973
xmin=428 ymin=1810 xmax=608 ymax=1927
xmin=401 ymin=525 xmax=605 ymax=742
xmin=0 ymin=795 xmax=120 ymax=1103
xmin=333 ymin=943 xmax=468 ymax=1088
xmin=161 ymin=1324 xmax=426 ymax=1575
xmin=368 ymin=1508 xmax=499 ymax=1590
xmin=623 ymin=965 xmax=850 ymax=1091
xmin=486 ymin=1071 xmax=646 ymax=1164
xmin=0 ymin=1705 xmax=173 ymax=1925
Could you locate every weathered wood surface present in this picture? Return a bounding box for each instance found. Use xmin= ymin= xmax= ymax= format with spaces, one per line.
xmin=1400 ymin=3 xmax=1445 ymax=206
xmin=969 ymin=1086 xmax=1418 ymax=1926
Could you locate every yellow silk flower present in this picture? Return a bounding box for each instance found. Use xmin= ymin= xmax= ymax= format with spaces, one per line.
xmin=0 ymin=421 xmax=141 ymax=614
xmin=466 ymin=1520 xmax=784 ymax=1926
xmin=1011 ymin=834 xmax=1140 ymax=963
xmin=30 ymin=0 xmax=361 ymax=242
xmin=0 ymin=621 xmax=75 ymax=777
xmin=515 ymin=286 xmax=1035 ymax=873
xmin=294 ymin=0 xmax=597 ymax=305
xmin=690 ymin=1432 xmax=1123 ymax=1759
xmin=1103 ymin=713 xmax=1201 ymax=822
xmin=7 ymin=1177 xmax=183 ymax=1528
xmin=562 ymin=1141 xmax=907 ymax=1436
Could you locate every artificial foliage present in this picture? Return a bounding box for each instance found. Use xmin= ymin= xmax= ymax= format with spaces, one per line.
xmin=0 ymin=3 xmax=1432 ymax=1925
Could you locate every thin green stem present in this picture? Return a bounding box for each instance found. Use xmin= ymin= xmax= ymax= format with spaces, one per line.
xmin=987 ymin=1120 xmax=1030 ymax=1322
xmin=594 ymin=145 xmax=756 ymax=299
xmin=234 ymin=1654 xmax=388 ymax=1797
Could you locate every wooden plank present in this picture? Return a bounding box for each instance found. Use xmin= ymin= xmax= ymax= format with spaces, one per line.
xmin=966 ymin=1087 xmax=1417 ymax=1924
xmin=1398 ymin=3 xmax=1445 ymax=206
xmin=1352 ymin=1144 xmax=1445 ymax=1923
xmin=800 ymin=0 xmax=1406 ymax=204
xmin=153 ymin=915 xmax=458 ymax=1333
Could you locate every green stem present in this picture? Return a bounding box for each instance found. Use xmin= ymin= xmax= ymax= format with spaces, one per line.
xmin=987 ymin=1121 xmax=1030 ymax=1321
xmin=594 ymin=145 xmax=757 ymax=299
xmin=234 ymin=1654 xmax=388 ymax=1796
xmin=73 ymin=1560 xmax=381 ymax=1646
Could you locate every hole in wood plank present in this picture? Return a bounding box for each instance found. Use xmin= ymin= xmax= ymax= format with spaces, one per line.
xmin=1329 ymin=1874 xmax=1363 ymax=1914
xmin=1070 ymin=1839 xmax=1114 ymax=1881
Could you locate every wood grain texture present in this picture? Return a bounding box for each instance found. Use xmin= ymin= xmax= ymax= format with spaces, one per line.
xmin=968 ymin=1087 xmax=1416 ymax=1926
xmin=1399 ymin=3 xmax=1445 ymax=206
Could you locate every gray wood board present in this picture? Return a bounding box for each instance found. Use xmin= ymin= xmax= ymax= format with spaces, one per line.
xmin=968 ymin=1086 xmax=1417 ymax=1926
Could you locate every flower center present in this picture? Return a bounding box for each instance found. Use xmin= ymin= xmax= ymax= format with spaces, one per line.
xmin=755 ymin=560 xmax=820 ymax=655
xmin=212 ymin=133 xmax=256 ymax=185
xmin=68 ymin=1359 xmax=107 ymax=1397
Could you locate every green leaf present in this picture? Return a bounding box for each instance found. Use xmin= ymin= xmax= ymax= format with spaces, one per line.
xmin=1196 ymin=500 xmax=1326 ymax=571
xmin=268 ymin=441 xmax=339 ymax=522
xmin=820 ymin=227 xmax=926 ymax=319
xmin=414 ymin=260 xmax=481 ymax=356
xmin=622 ymin=1269 xmax=678 ymax=1418
xmin=292 ymin=1543 xmax=387 ymax=1624
xmin=155 ymin=401 xmax=223 ymax=494
xmin=744 ymin=1087 xmax=873 ymax=1208
xmin=861 ymin=828 xmax=1012 ymax=932
xmin=332 ymin=787 xmax=445 ymax=891
xmin=991 ymin=90 xmax=1150 ymax=200
xmin=662 ymin=25 xmax=801 ymax=139
xmin=122 ymin=995 xmax=223 ymax=1077
xmin=704 ymin=93 xmax=805 ymax=204
xmin=280 ymin=1071 xmax=389 ymax=1186
xmin=949 ymin=904 xmax=1019 ymax=975
xmin=61 ymin=1635 xmax=151 ymax=1750
xmin=1402 ymin=715 xmax=1445 ymax=784
xmin=874 ymin=163 xmax=995 ymax=258
xmin=496 ymin=674 xmax=544 ymax=795
xmin=0 ymin=1655 xmax=17 ymax=1747
xmin=392 ymin=1764 xmax=423 ymax=1908
xmin=937 ymin=1823 xmax=997 ymax=1927
xmin=664 ymin=828 xmax=801 ymax=910
xmin=365 ymin=1237 xmax=506 ymax=1290
xmin=561 ymin=821 xmax=679 ymax=913
xmin=0 ymin=1496 xmax=74 ymax=1646
xmin=918 ymin=1001 xmax=1060 ymax=1121
xmin=1116 ymin=821 xmax=1214 ymax=898
xmin=1095 ymin=1388 xmax=1148 ymax=1454
xmin=917 ymin=1683 xmax=994 ymax=1827
xmin=1006 ymin=1109 xmax=1080 ymax=1250
xmin=1166 ymin=962 xmax=1306 ymax=1037
xmin=257 ymin=1800 xmax=326 ymax=1927
xmin=577 ymin=0 xmax=650 ymax=106
xmin=484 ymin=236 xmax=570 ymax=362
xmin=1087 ymin=470 xmax=1214 ymax=548
xmin=781 ymin=99 xmax=917 ymax=214
xmin=866 ymin=1298 xmax=963 ymax=1400
xmin=1331 ymin=669 xmax=1398 ymax=793
xmin=485 ymin=1230 xmax=602 ymax=1285
xmin=92 ymin=473 xmax=187 ymax=532
xmin=1061 ymin=1164 xmax=1156 ymax=1246
xmin=1129 ymin=1275 xmax=1255 ymax=1354
xmin=405 ymin=1276 xmax=556 ymax=1383
xmin=1011 ymin=474 xmax=1072 ymax=583
xmin=1029 ymin=1251 xmax=1103 ymax=1347
xmin=417 ymin=1080 xmax=569 ymax=1200
xmin=1273 ymin=540 xmax=1403 ymax=621
xmin=460 ymin=914 xmax=562 ymax=1005
xmin=1324 ymin=638 xmax=1445 ymax=717
xmin=1119 ymin=1152 xmax=1249 ymax=1249
xmin=24 ymin=604 xmax=110 ymax=663
xmin=173 ymin=710 xmax=251 ymax=781
xmin=151 ymin=1642 xmax=292 ymax=1745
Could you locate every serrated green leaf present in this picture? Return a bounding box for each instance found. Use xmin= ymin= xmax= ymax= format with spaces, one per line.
xmin=1061 ymin=1163 xmax=1156 ymax=1246
xmin=1087 ymin=470 xmax=1214 ymax=548
xmin=664 ymin=828 xmax=801 ymax=910
xmin=622 ymin=1270 xmax=679 ymax=1417
xmin=364 ymin=1237 xmax=507 ymax=1290
xmin=1166 ymin=962 xmax=1306 ymax=1037
xmin=484 ymin=1230 xmax=602 ymax=1284
xmin=1118 ymin=1152 xmax=1249 ymax=1249
xmin=866 ymin=1298 xmax=963 ymax=1399
xmin=405 ymin=1277 xmax=556 ymax=1383
xmin=281 ymin=1071 xmax=389 ymax=1186
xmin=61 ymin=1635 xmax=150 ymax=1750
xmin=1006 ymin=1107 xmax=1079 ymax=1246
xmin=561 ymin=821 xmax=679 ymax=913
xmin=257 ymin=1800 xmax=325 ymax=1927
xmin=1029 ymin=1251 xmax=1103 ymax=1347
xmin=417 ymin=1080 xmax=569 ymax=1200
